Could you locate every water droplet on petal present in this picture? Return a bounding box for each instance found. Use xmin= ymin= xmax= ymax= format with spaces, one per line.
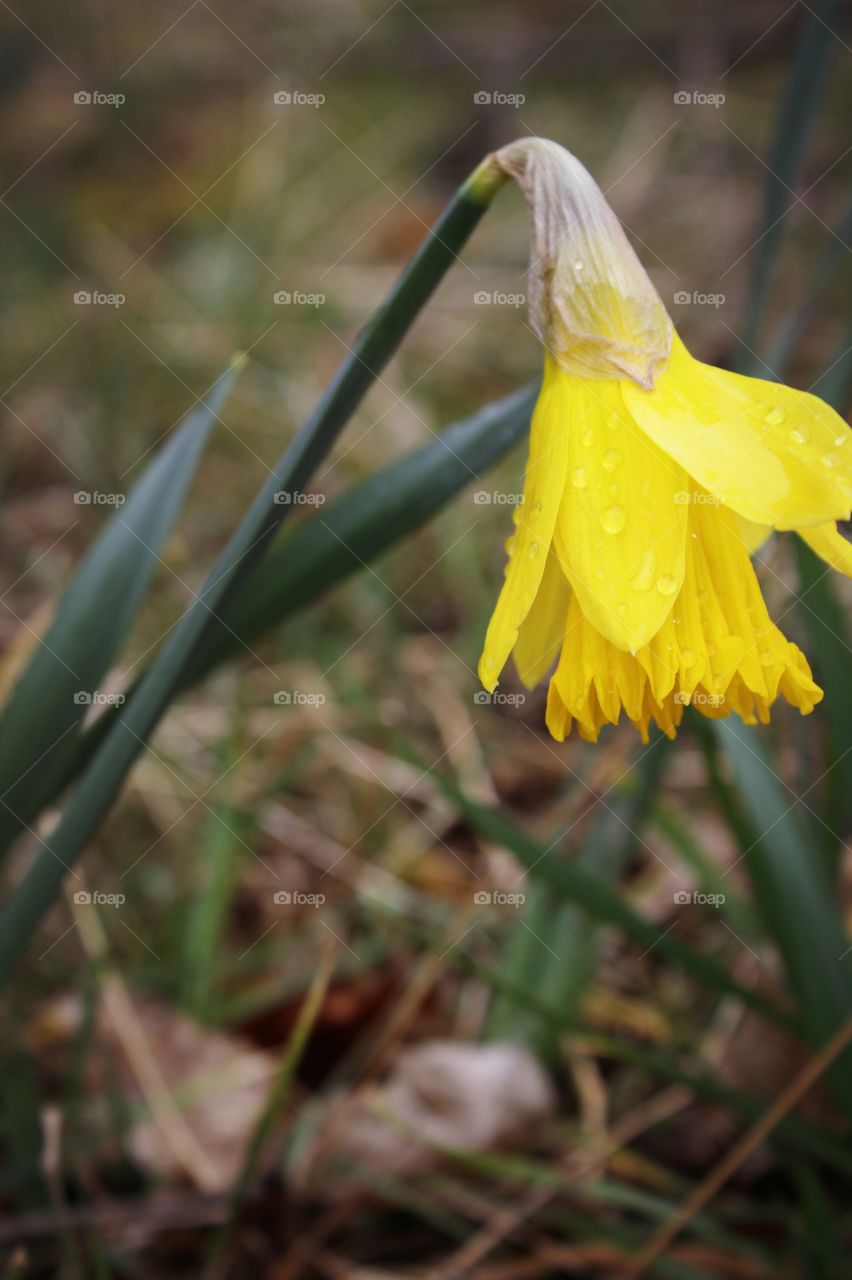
xmin=528 ymin=541 xmax=540 ymax=558
xmin=759 ymin=650 xmax=773 ymax=667
xmin=534 ymin=499 xmax=543 ymax=512
xmin=574 ymin=258 xmax=584 ymax=272
xmin=835 ymin=434 xmax=848 ymax=447
xmin=606 ymin=412 xmax=620 ymax=430
xmin=582 ymin=429 xmax=595 ymax=447
xmin=681 ymin=648 xmax=696 ymax=667
xmin=656 ymin=574 xmax=678 ymax=596
xmin=766 ymin=405 xmax=785 ymax=426
xmin=571 ymin=467 xmax=588 ymax=489
xmin=788 ymin=428 xmax=808 ymax=445
xmin=601 ymin=505 xmax=626 ymax=534
xmin=595 ymin=569 xmax=605 ymax=581
xmin=821 ymin=454 xmax=836 ymax=468
xmin=603 ymin=449 xmax=623 ymax=472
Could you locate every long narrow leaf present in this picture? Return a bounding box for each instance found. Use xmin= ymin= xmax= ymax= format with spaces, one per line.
xmin=0 ymin=364 xmax=240 ymax=858
xmin=712 ymin=718 xmax=852 ymax=1120
xmin=0 ymin=170 xmax=501 ymax=980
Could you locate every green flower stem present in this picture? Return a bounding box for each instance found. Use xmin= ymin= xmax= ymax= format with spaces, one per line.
xmin=0 ymin=165 xmax=503 ymax=982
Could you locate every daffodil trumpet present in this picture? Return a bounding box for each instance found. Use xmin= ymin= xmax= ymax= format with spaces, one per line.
xmin=478 ymin=138 xmax=852 ymax=743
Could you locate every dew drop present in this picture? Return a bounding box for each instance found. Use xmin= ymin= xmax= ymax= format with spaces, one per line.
xmin=603 ymin=449 xmax=623 ymax=472
xmin=571 ymin=467 xmax=588 ymax=489
xmin=574 ymin=258 xmax=584 ymax=272
xmin=600 ymin=505 xmax=626 ymax=534
xmin=582 ymin=429 xmax=595 ymax=447
xmin=788 ymin=427 xmax=808 ymax=445
xmin=606 ymin=412 xmax=621 ymax=430
xmin=821 ymin=454 xmax=836 ymax=468
xmin=631 ymin=547 xmax=655 ymax=591
xmin=759 ymin=649 xmax=774 ymax=667
xmin=766 ymin=405 xmax=785 ymax=426
xmin=595 ymin=569 xmax=605 ymax=581
xmin=528 ymin=541 xmax=540 ymax=558
xmin=835 ymin=434 xmax=848 ymax=447
xmin=656 ymin=574 xmax=678 ymax=596
xmin=681 ymin=648 xmax=696 ymax=667
xmin=534 ymin=499 xmax=543 ymax=512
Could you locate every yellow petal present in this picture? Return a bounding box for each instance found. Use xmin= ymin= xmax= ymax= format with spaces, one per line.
xmin=545 ymin=495 xmax=822 ymax=743
xmin=623 ymin=334 xmax=852 ymax=530
xmin=477 ymin=365 xmax=571 ymax=691
xmin=550 ymin=365 xmax=689 ymax=652
xmin=513 ymin=546 xmax=570 ymax=687
xmin=736 ymin=514 xmax=772 ymax=556
xmin=798 ymin=522 xmax=852 ymax=578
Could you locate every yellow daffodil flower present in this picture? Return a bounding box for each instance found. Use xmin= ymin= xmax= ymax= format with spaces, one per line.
xmin=478 ymin=138 xmax=852 ymax=742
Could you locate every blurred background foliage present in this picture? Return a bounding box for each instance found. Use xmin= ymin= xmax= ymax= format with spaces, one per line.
xmin=0 ymin=0 xmax=851 ymax=1276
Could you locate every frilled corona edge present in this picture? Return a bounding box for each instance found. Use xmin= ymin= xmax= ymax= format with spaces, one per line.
xmin=478 ymin=137 xmax=852 ymax=741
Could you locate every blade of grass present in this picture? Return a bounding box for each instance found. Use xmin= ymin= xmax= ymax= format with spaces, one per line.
xmin=709 ymin=718 xmax=852 ymax=1120
xmin=486 ymin=738 xmax=670 ymax=1057
xmin=0 ymin=161 xmax=507 ymax=981
xmin=0 ymin=363 xmax=240 ymax=859
xmin=14 ymin=382 xmax=538 ymax=834
xmin=739 ymin=0 xmax=846 ymax=356
xmin=424 ymin=761 xmax=794 ymax=1029
xmin=206 ymin=945 xmax=336 ymax=1277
